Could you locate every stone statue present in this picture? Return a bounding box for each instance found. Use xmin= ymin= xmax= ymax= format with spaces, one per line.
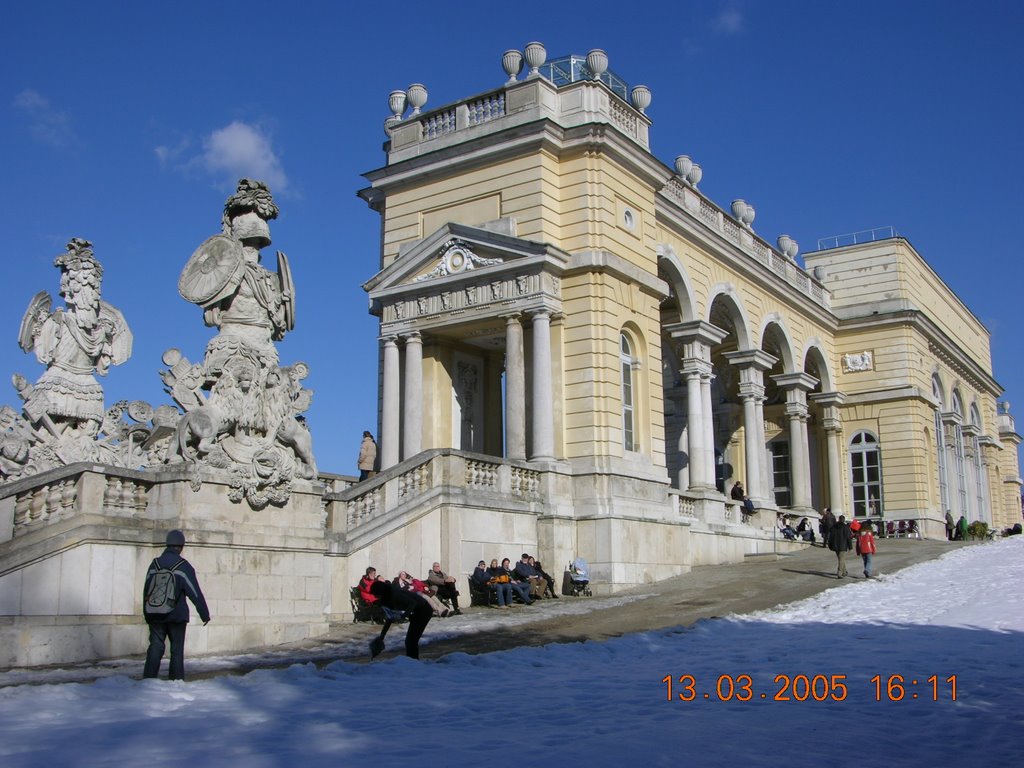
xmin=1 ymin=238 xmax=155 ymax=481
xmin=166 ymin=179 xmax=316 ymax=507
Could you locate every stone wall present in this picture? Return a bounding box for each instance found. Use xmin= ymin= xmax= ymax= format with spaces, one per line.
xmin=0 ymin=452 xmax=796 ymax=668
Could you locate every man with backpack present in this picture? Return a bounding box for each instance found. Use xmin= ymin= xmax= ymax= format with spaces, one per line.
xmin=142 ymin=529 xmax=211 ymax=680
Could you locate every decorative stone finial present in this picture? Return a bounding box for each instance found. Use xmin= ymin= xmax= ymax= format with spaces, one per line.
xmin=731 ymin=200 xmax=756 ymax=229
xmin=406 ymin=83 xmax=428 ymax=115
xmin=777 ymin=234 xmax=799 ymax=261
xmin=630 ymin=84 xmax=652 ymax=113
xmin=586 ymin=49 xmax=608 ymax=80
xmin=524 ymin=42 xmax=546 ymax=78
xmin=674 ymin=155 xmax=703 ymax=188
xmin=502 ymin=50 xmax=524 ymax=83
xmin=388 ymin=90 xmax=407 ymax=119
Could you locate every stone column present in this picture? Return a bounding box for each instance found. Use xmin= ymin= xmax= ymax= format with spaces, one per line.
xmin=666 ymin=320 xmax=728 ymax=493
xmin=402 ymin=332 xmax=423 ymax=460
xmin=381 ymin=336 xmax=401 ymax=469
xmin=724 ymin=349 xmax=777 ymax=506
xmin=530 ymin=310 xmax=555 ymax=460
xmin=774 ymin=372 xmax=819 ymax=511
xmin=811 ymin=392 xmax=847 ymax=517
xmin=685 ymin=370 xmax=707 ymax=489
xmin=755 ymin=398 xmax=771 ymax=505
xmin=788 ymin=405 xmax=811 ymax=509
xmin=825 ymin=427 xmax=844 ymax=515
xmin=504 ymin=315 xmax=526 ymax=460
xmin=740 ymin=393 xmax=762 ymax=499
xmin=700 ymin=374 xmax=716 ymax=487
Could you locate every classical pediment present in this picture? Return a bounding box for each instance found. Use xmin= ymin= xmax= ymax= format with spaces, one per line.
xmin=364 ymin=223 xmax=569 ymax=332
xmin=365 ymin=222 xmax=566 ymax=294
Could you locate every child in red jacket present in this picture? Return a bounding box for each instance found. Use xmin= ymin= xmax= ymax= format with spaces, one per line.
xmin=855 ymin=521 xmax=878 ymax=579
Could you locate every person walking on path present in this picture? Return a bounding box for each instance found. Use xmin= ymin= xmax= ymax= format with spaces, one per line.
xmin=819 ymin=508 xmax=836 ymax=548
xmin=945 ymin=511 xmax=956 ymax=541
xmin=855 ymin=520 xmax=877 ymax=578
xmin=827 ymin=515 xmax=854 ymax=579
xmin=358 ymin=431 xmax=377 ymax=481
xmin=142 ymin=529 xmax=211 ymax=681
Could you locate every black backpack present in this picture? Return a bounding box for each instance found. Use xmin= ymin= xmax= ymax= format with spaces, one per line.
xmin=145 ymin=558 xmax=184 ymax=614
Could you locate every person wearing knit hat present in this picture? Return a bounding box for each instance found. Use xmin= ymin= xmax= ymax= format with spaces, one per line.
xmin=142 ymin=529 xmax=211 ymax=680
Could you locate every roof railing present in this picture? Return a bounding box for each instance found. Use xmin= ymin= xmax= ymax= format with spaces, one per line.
xmin=816 ymin=226 xmax=898 ymax=251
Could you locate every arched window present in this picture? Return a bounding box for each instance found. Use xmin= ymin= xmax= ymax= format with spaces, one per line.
xmin=933 ymin=378 xmax=950 ymax=513
xmin=952 ymin=392 xmax=967 ymax=516
xmin=849 ymin=431 xmax=883 ymax=518
xmin=620 ymin=333 xmax=636 ymax=452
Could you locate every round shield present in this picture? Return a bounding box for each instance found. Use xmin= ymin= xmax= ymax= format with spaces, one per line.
xmin=18 ymin=290 xmax=52 ymax=352
xmin=178 ymin=235 xmax=246 ymax=305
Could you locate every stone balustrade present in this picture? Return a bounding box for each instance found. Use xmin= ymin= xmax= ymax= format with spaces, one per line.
xmin=662 ymin=178 xmax=830 ymax=309
xmin=387 ymin=74 xmax=651 ymax=164
xmin=324 ymin=449 xmax=547 ymax=548
xmin=1 ymin=464 xmax=153 ymax=542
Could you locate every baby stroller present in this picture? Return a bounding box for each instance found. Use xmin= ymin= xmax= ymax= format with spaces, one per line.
xmin=566 ymin=557 xmax=593 ymax=597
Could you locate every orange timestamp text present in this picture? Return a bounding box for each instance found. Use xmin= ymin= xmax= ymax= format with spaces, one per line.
xmin=662 ymin=674 xmax=958 ymax=702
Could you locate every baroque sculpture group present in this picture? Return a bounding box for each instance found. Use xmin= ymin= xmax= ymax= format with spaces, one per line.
xmin=0 ymin=180 xmax=316 ymax=507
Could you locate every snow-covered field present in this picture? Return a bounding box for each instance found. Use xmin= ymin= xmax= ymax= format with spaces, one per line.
xmin=2 ymin=537 xmax=1021 ymax=767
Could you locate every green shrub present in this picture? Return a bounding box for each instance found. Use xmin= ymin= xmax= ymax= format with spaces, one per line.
xmin=966 ymin=521 xmax=989 ymax=540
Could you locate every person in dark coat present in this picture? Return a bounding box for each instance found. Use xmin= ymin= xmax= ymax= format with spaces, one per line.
xmin=142 ymin=529 xmax=211 ymax=680
xmin=819 ymin=508 xmax=836 ymax=548
xmin=827 ymin=515 xmax=854 ymax=579
xmin=368 ymin=578 xmax=434 ymax=659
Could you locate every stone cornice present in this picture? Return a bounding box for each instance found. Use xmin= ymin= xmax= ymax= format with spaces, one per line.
xmin=809 ymin=391 xmax=848 ymax=408
xmin=362 ymin=110 xmax=666 ymax=201
xmin=835 ymin=309 xmax=1002 ymax=396
xmin=772 ymin=372 xmax=820 ymax=392
xmin=840 ymin=386 xmax=930 ymax=406
xmin=665 ymin=320 xmax=729 ymax=347
xmin=655 ymin=195 xmax=837 ymax=329
xmin=724 ymin=349 xmax=778 ymax=372
xmin=564 ymin=250 xmax=669 ymax=298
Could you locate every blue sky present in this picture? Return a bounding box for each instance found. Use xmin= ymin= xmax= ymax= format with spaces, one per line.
xmin=2 ymin=1 xmax=1022 ymax=478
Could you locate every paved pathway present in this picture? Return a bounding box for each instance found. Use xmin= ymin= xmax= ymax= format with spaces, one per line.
xmin=416 ymin=537 xmax=965 ymax=659
xmin=0 ymin=537 xmax=970 ymax=685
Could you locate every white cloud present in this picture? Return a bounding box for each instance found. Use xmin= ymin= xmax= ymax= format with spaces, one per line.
xmin=711 ymin=7 xmax=744 ymax=35
xmin=13 ymin=89 xmax=77 ymax=148
xmin=154 ymin=135 xmax=192 ymax=168
xmin=200 ymin=121 xmax=288 ymax=193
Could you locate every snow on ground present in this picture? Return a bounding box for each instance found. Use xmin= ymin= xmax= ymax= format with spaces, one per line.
xmin=1 ymin=538 xmax=1022 ymax=767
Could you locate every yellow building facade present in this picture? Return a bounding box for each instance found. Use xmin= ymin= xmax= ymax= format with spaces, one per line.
xmin=358 ymin=47 xmax=1021 ymax=581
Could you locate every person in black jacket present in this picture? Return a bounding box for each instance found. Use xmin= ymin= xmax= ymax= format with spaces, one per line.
xmin=368 ymin=578 xmax=434 ymax=659
xmin=142 ymin=529 xmax=211 ymax=680
xmin=827 ymin=515 xmax=854 ymax=579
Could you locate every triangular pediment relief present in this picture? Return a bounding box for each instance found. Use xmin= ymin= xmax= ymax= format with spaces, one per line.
xmin=364 ymin=223 xmax=567 ymax=296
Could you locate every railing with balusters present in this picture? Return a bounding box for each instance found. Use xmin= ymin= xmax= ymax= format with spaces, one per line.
xmin=6 ymin=465 xmax=153 ymax=537
xmin=661 ymin=185 xmax=829 ymax=309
